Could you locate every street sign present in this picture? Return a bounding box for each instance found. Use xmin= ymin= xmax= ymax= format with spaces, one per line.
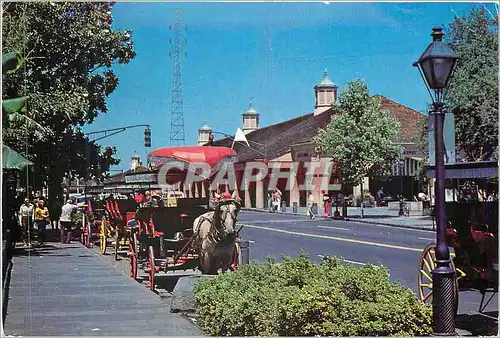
xmin=124 ymin=173 xmax=157 ymax=184
xmin=428 ymin=112 xmax=456 ymax=166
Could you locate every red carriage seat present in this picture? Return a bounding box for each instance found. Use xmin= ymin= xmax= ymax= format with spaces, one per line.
xmin=106 ymin=200 xmax=119 ymax=220
xmin=470 ymin=222 xmax=496 ymax=269
xmin=105 ymin=200 xmax=113 ymax=218
xmin=114 ymin=200 xmax=124 ymax=220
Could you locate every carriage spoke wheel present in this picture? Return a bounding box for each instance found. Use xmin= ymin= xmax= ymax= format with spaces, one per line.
xmin=86 ymin=221 xmax=91 ymax=247
xmin=148 ymin=246 xmax=155 ymax=292
xmin=99 ymin=217 xmax=107 ymax=255
xmin=114 ymin=230 xmax=120 ymax=261
xmin=129 ymin=233 xmax=138 ymax=280
xmin=81 ymin=213 xmax=87 ymax=246
xmin=418 ymin=243 xmax=459 ymax=313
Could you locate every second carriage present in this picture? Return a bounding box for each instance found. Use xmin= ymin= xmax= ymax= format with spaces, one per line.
xmin=418 ymin=161 xmax=498 ymax=315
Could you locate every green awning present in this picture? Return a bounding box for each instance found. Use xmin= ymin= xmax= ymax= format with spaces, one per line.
xmin=2 ymin=145 xmax=33 ymax=170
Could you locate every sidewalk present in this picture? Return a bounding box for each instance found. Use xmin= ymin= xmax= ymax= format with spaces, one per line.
xmin=3 ymin=241 xmax=202 ymax=336
xmin=243 ymin=206 xmax=435 ymax=231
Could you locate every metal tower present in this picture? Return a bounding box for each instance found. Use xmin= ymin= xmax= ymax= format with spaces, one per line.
xmin=169 ymin=8 xmax=187 ymax=146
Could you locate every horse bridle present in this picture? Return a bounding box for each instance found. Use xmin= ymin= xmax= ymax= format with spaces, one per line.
xmin=209 ymin=199 xmax=241 ymax=243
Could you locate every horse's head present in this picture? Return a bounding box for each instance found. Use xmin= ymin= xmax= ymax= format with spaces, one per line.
xmin=214 ymin=198 xmax=241 ymax=241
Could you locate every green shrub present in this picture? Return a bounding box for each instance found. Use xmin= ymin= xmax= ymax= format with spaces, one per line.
xmin=194 ymin=253 xmax=432 ymax=336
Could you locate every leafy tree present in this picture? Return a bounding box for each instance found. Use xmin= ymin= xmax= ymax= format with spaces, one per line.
xmin=2 ymin=2 xmax=135 ymax=203
xmin=444 ymin=6 xmax=498 ymax=161
xmin=2 ymin=51 xmax=47 ymax=134
xmin=314 ymin=80 xmax=403 ymax=216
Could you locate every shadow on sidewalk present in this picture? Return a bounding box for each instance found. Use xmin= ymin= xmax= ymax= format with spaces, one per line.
xmin=456 ymin=311 xmax=498 ymax=336
xmin=12 ymin=243 xmax=80 ymax=257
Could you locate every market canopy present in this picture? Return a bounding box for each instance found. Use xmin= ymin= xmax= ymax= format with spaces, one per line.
xmin=2 ymin=144 xmax=33 ymax=170
xmin=426 ymin=161 xmax=498 ymax=179
xmin=148 ymin=146 xmax=237 ymax=169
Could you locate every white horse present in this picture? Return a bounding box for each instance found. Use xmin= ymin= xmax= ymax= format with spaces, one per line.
xmin=192 ymin=198 xmax=241 ymax=275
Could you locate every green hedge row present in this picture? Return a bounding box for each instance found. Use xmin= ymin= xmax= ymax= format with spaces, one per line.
xmin=194 ymin=253 xmax=432 ymax=336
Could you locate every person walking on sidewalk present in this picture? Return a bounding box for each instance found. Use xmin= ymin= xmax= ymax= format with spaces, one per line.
xmin=19 ymin=198 xmax=34 ymax=247
xmin=60 ymin=199 xmax=77 ymax=243
xmin=34 ymin=200 xmax=50 ymax=246
xmin=306 ymin=192 xmax=315 ymax=220
xmin=275 ymin=188 xmax=282 ymax=212
xmin=267 ymin=192 xmax=274 ymax=212
xmin=322 ymin=191 xmax=330 ymax=217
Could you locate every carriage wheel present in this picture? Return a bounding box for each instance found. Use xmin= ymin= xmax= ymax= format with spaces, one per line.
xmin=99 ymin=217 xmax=107 ymax=255
xmin=114 ymin=233 xmax=119 ymax=261
xmin=148 ymin=246 xmax=155 ymax=292
xmin=129 ymin=233 xmax=138 ymax=279
xmin=81 ymin=214 xmax=91 ymax=248
xmin=418 ymin=243 xmax=459 ymax=313
xmin=85 ymin=221 xmax=91 ymax=247
xmin=81 ymin=213 xmax=87 ymax=245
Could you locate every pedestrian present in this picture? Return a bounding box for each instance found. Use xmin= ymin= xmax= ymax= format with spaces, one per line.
xmin=267 ymin=192 xmax=273 ymax=212
xmin=19 ymin=198 xmax=34 ymax=247
xmin=306 ymin=192 xmax=315 ymax=220
xmin=50 ymin=198 xmax=62 ymax=232
xmin=275 ymin=188 xmax=282 ymax=212
xmin=323 ymin=191 xmax=330 ymax=217
xmin=34 ymin=199 xmax=50 ymax=246
xmin=60 ymin=199 xmax=78 ymax=244
xmin=376 ymin=187 xmax=384 ymax=207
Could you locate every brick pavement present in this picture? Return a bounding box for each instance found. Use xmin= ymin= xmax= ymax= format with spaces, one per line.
xmin=3 ymin=241 xmax=203 ymax=336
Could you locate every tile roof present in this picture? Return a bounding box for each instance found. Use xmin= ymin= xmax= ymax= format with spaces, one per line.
xmin=375 ymin=95 xmax=425 ymax=143
xmin=210 ymin=95 xmax=425 ymax=161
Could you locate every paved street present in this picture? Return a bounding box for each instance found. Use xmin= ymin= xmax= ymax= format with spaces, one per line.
xmin=3 ymin=241 xmax=202 ymax=336
xmin=237 ymin=211 xmax=498 ymax=331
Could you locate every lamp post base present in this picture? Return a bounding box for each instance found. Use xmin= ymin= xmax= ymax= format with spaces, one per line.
xmin=432 ymin=262 xmax=457 ymax=336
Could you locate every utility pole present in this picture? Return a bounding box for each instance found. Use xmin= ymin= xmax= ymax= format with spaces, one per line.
xmin=169 ymin=8 xmax=187 ymax=146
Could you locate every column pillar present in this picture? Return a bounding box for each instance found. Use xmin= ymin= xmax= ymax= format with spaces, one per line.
xmin=192 ymin=183 xmax=198 ymax=198
xmin=256 ymin=179 xmax=264 ymax=209
xmin=244 ymin=178 xmax=251 ymax=208
xmin=290 ymin=172 xmax=300 ymax=208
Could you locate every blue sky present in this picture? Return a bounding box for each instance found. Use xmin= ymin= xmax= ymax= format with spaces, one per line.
xmin=85 ymin=1 xmax=497 ymax=172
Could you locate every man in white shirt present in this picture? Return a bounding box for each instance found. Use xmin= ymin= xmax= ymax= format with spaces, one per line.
xmin=307 ymin=192 xmax=315 ymax=220
xmin=19 ymin=199 xmax=34 ymax=247
xmin=60 ymin=199 xmax=78 ymax=243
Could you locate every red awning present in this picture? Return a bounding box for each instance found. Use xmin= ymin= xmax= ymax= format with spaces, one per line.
xmin=149 ymin=146 xmax=237 ymax=168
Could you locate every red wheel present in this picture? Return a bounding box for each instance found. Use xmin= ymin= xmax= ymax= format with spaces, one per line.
xmin=129 ymin=234 xmax=138 ymax=279
xmin=148 ymin=245 xmax=155 ymax=292
xmin=85 ymin=221 xmax=91 ymax=247
xmin=80 ymin=213 xmax=86 ymax=245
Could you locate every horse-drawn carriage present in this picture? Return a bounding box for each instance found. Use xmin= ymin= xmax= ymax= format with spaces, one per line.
xmin=98 ymin=197 xmax=137 ymax=259
xmin=127 ymin=146 xmax=243 ymax=291
xmin=418 ymin=161 xmax=498 ymax=314
xmin=80 ymin=196 xmax=137 ymax=261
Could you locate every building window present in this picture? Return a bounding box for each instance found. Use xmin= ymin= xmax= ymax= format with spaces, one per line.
xmin=318 ymin=91 xmax=325 ymax=105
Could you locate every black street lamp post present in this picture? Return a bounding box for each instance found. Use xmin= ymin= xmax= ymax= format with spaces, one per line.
xmin=413 ymin=27 xmax=459 ymax=335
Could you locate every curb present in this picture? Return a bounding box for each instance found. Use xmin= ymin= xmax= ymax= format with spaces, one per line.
xmin=241 ymin=208 xmax=436 ymax=232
